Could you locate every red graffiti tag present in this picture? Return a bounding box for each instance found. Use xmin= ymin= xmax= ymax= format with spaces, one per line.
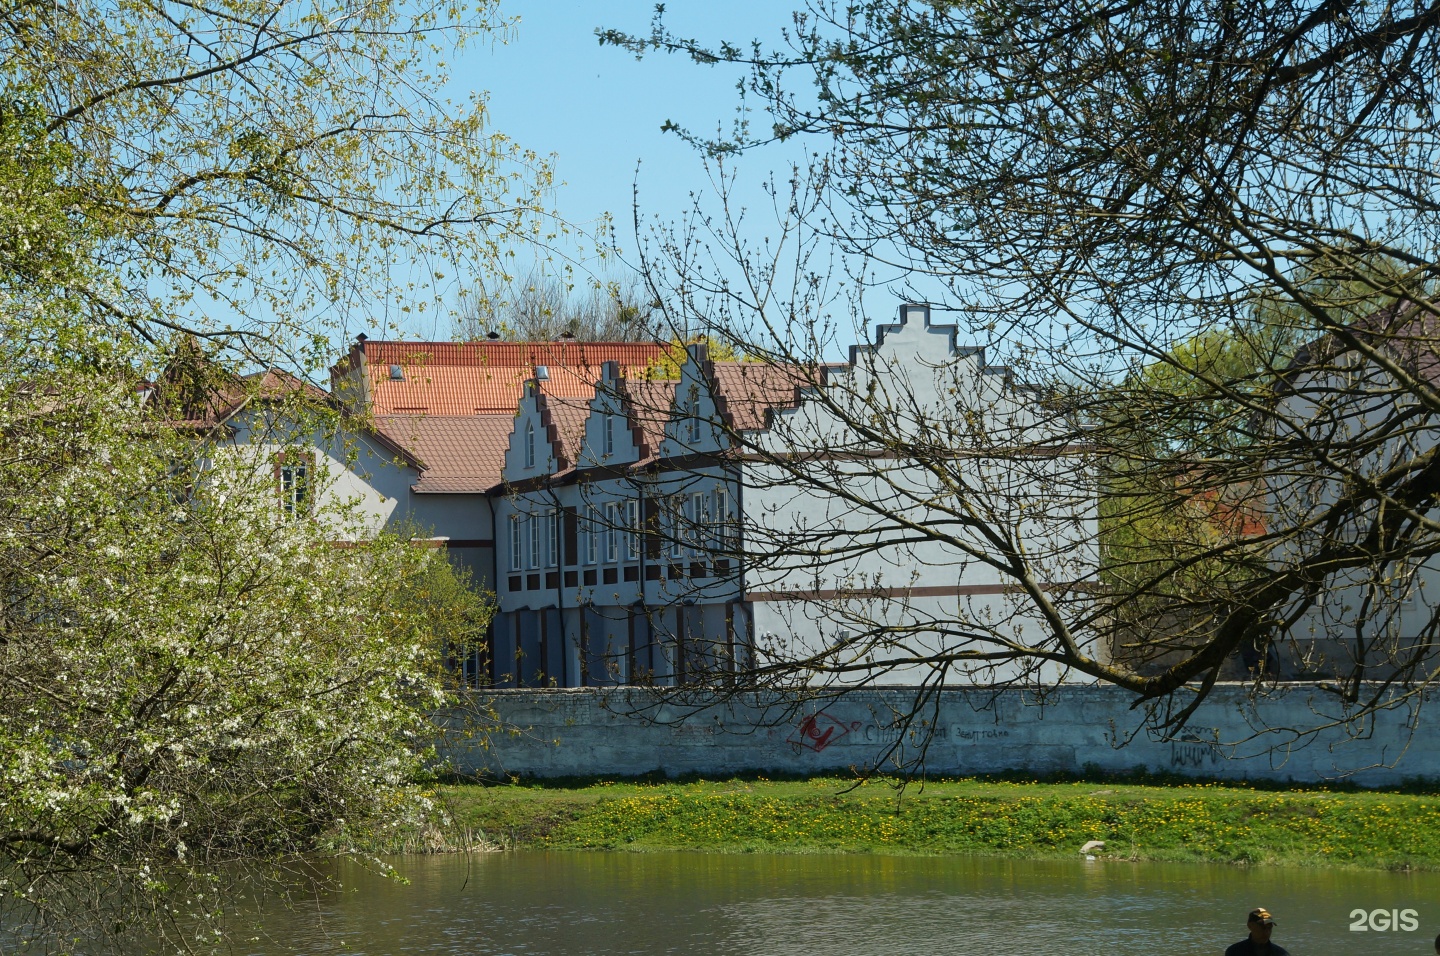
xmin=788 ymin=711 xmax=850 ymax=753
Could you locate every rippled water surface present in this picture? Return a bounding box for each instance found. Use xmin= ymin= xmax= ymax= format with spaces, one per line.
xmin=221 ymin=852 xmax=1440 ymax=955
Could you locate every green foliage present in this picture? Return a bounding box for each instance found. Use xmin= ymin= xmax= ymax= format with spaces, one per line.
xmin=2 ymin=0 xmax=557 ymax=354
xmin=0 ymin=322 xmax=492 ymax=950
xmin=0 ymin=101 xmax=91 ymax=295
xmin=642 ymin=335 xmax=745 ymax=379
xmin=388 ymin=541 xmax=495 ymax=679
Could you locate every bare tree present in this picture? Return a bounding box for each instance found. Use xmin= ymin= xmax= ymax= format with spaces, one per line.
xmin=597 ymin=0 xmax=1440 ymax=746
xmin=455 ymin=267 xmax=661 ymax=341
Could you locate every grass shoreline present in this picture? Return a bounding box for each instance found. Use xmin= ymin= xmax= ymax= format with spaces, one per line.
xmin=413 ymin=772 xmax=1440 ymax=870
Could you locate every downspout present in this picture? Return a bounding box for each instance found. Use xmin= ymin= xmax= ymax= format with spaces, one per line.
xmin=633 ymin=472 xmax=647 ymax=684
xmin=732 ymin=462 xmax=751 ymax=672
xmin=485 ymin=490 xmax=501 ymax=687
xmin=553 ymin=483 xmax=569 ymax=688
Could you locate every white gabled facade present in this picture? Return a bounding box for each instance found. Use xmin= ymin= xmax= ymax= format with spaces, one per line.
xmin=485 ymin=304 xmax=1100 ymax=690
xmin=489 ymin=362 xmax=749 ymax=687
xmin=739 ymin=303 xmax=1100 ymax=687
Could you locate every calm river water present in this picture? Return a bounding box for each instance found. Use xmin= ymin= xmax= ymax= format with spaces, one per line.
xmin=221 ymin=852 xmax=1439 ymax=955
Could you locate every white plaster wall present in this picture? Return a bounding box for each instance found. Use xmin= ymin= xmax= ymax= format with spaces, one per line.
xmin=224 ymin=410 xmax=494 ymax=588
xmin=224 ymin=409 xmax=403 ymax=540
xmin=1269 ymin=361 xmax=1440 ymax=678
xmin=739 ymin=305 xmax=1100 ymax=685
xmin=448 ymin=684 xmax=1440 ymax=786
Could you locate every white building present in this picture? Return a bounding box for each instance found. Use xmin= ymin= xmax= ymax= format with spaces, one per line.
xmin=1267 ymin=304 xmax=1440 ymax=682
xmin=488 ymin=303 xmax=1101 ymax=688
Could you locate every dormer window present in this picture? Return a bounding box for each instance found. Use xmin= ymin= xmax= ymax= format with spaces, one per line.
xmin=524 ymin=421 xmax=536 ymax=468
xmin=389 ymin=364 xmax=404 ymax=381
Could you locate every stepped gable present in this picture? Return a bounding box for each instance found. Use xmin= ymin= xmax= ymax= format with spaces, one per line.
xmin=509 ymin=380 xmax=591 ymax=478
xmin=333 ymin=339 xmax=670 ymax=415
xmin=369 ymin=414 xmax=513 ymax=493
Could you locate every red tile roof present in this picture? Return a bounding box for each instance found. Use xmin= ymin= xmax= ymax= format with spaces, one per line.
xmin=709 ymin=362 xmax=809 ymax=431
xmin=544 ymin=398 xmax=591 ymax=467
xmin=158 ymin=367 xmax=331 ymax=429
xmin=370 ymin=415 xmax=515 ymax=494
xmin=622 ymin=378 xmax=678 ymax=458
xmin=334 ymin=340 xmax=672 ymax=416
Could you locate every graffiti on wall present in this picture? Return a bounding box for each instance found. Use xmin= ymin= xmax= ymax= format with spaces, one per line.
xmin=788 ymin=711 xmax=859 ymax=753
xmin=787 ymin=711 xmax=1011 ymax=754
xmin=1170 ymin=734 xmax=1222 ymax=769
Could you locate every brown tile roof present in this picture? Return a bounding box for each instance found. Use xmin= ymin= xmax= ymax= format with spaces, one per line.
xmin=622 ymin=378 xmax=678 ymax=457
xmin=370 ymin=414 xmax=515 ymax=494
xmin=708 ymin=362 xmax=809 ymax=431
xmin=1283 ymin=302 xmax=1440 ymax=388
xmin=158 ymin=367 xmax=331 ymax=429
xmin=336 ymin=340 xmax=671 ymax=416
xmin=542 ymin=396 xmax=591 ymax=469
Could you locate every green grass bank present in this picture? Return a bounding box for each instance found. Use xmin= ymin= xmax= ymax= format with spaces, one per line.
xmin=426 ymin=774 xmax=1440 ymax=870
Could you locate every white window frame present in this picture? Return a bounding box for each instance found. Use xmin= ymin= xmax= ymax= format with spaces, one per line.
xmin=679 ymin=391 xmax=702 ymax=444
xmin=528 ymin=513 xmax=541 ymax=570
xmin=714 ymin=485 xmax=731 ymax=551
xmin=278 ymin=457 xmax=311 ymax=520
xmin=583 ymin=505 xmax=598 ymax=565
xmin=624 ymin=499 xmax=640 ymax=561
xmin=545 ymin=510 xmax=559 ymax=568
xmin=509 ymin=515 xmax=523 ymax=572
xmin=524 ymin=421 xmax=536 ymax=469
xmin=667 ymin=495 xmax=684 ymax=559
xmin=603 ymin=414 xmax=615 ymax=456
xmin=603 ymin=501 xmax=621 ymax=563
xmin=688 ymin=492 xmax=708 ymax=557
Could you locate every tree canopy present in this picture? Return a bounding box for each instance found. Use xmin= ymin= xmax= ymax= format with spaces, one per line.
xmin=4 ymin=0 xmax=558 ymax=358
xmin=1 ymin=0 xmax=517 ymax=947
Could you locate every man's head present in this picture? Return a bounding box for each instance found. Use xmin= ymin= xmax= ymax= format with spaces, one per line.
xmin=1247 ymin=908 xmax=1276 ymax=943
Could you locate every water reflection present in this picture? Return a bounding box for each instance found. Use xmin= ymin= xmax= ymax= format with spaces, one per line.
xmin=220 ymin=853 xmax=1435 ymax=955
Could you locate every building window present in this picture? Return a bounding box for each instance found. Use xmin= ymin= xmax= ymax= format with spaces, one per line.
xmin=509 ymin=515 xmax=523 ymax=572
xmin=524 ymin=421 xmax=536 ymax=468
xmin=583 ymin=505 xmax=598 ymax=565
xmin=624 ymin=499 xmax=640 ymax=561
xmin=714 ymin=485 xmax=732 ymax=551
xmin=545 ymin=511 xmax=559 ymax=568
xmin=667 ymin=495 xmax=684 ymax=559
xmin=603 ymin=414 xmax=616 ymax=456
xmin=528 ymin=512 xmax=542 ymax=570
xmin=603 ymin=502 xmax=622 ymax=563
xmin=683 ymin=390 xmax=702 ymax=443
xmin=276 ymin=452 xmax=312 ymax=520
xmin=688 ymin=492 xmax=709 ymax=556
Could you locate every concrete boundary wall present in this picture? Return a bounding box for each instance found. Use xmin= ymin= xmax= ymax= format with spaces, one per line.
xmin=443 ymin=684 xmax=1440 ymax=786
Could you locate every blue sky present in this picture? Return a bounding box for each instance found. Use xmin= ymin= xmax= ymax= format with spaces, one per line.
xmin=376 ymin=1 xmax=827 ymax=340
xmin=472 ymin=3 xmax=796 ymax=254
